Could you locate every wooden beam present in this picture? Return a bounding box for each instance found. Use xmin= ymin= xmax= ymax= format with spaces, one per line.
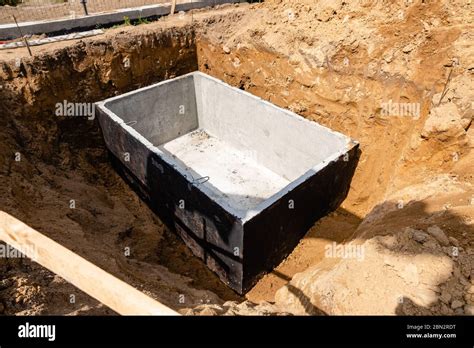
xmin=0 ymin=211 xmax=179 ymax=316
xmin=170 ymin=0 xmax=177 ymax=15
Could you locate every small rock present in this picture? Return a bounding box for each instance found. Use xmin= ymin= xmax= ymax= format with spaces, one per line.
xmin=451 ymin=300 xmax=464 ymax=309
xmin=464 ymin=292 xmax=474 ymax=305
xmin=421 ymin=103 xmax=466 ymax=141
xmin=0 ymin=279 xmax=12 ymax=290
xmin=402 ymin=43 xmax=416 ymax=53
xmin=236 ymin=300 xmax=255 ymax=311
xmin=232 ymin=57 xmax=240 ymax=67
xmin=424 ymin=240 xmax=439 ymax=250
xmin=440 ymin=303 xmax=452 ymax=315
xmin=383 ymin=56 xmax=392 ymax=64
xmin=289 ymin=55 xmax=300 ymax=66
xmin=443 ymin=60 xmax=454 ymax=67
xmin=427 ymin=226 xmax=450 ymax=246
xmin=223 ymin=300 xmax=238 ymax=308
xmin=199 ymin=307 xmax=219 ymax=316
xmin=440 ymin=290 xmax=452 ymax=304
xmin=464 ymin=304 xmax=474 ymax=315
xmin=222 ymin=45 xmax=231 ymax=54
xmin=449 ymin=237 xmax=459 ymax=247
xmin=431 ymin=18 xmax=441 ymax=27
xmin=413 ymin=230 xmax=429 ymax=243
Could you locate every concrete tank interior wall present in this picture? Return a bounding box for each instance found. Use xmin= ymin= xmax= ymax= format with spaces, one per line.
xmin=105 ymin=75 xmax=198 ymax=146
xmin=193 ymin=73 xmax=350 ymax=182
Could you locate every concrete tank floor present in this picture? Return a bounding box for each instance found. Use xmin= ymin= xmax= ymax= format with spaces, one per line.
xmin=160 ymin=129 xmax=290 ymax=213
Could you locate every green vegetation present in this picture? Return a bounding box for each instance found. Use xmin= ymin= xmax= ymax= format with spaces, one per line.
xmin=123 ymin=16 xmax=131 ymax=26
xmin=135 ymin=17 xmax=149 ymax=25
xmin=0 ymin=0 xmax=21 ymax=6
xmin=112 ymin=15 xmax=150 ymax=29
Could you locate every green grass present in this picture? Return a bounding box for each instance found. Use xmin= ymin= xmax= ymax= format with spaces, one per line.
xmin=111 ymin=15 xmax=151 ymax=29
xmin=0 ymin=0 xmax=21 ymax=6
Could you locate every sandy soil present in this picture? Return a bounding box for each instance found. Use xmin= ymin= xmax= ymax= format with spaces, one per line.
xmin=0 ymin=8 xmax=245 ymax=315
xmin=0 ymin=1 xmax=473 ymax=315
xmin=193 ymin=0 xmax=474 ymax=306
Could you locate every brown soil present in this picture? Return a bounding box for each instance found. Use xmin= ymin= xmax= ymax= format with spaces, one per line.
xmin=194 ymin=0 xmax=473 ymax=304
xmin=0 ymin=1 xmax=473 ymax=315
xmin=0 ymin=9 xmax=244 ymax=315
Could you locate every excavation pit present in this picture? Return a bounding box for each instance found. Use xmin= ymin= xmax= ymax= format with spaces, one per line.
xmin=96 ymin=72 xmax=360 ymax=294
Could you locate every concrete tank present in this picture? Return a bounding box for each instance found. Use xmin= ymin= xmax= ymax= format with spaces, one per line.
xmin=96 ymin=72 xmax=360 ymax=294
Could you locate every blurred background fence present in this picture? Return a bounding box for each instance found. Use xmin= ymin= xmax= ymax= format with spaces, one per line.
xmin=0 ymin=0 xmax=171 ymax=25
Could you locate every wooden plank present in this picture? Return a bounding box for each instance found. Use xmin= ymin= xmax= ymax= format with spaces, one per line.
xmin=170 ymin=0 xmax=177 ymax=15
xmin=0 ymin=211 xmax=179 ymax=316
